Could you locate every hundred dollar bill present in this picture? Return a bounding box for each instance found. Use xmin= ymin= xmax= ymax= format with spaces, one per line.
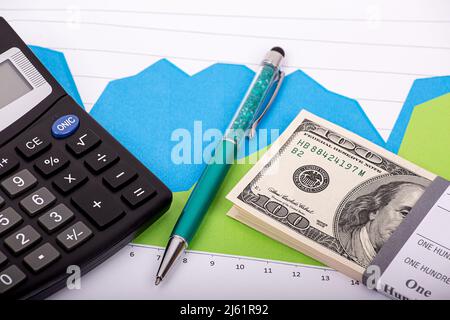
xmin=226 ymin=110 xmax=436 ymax=280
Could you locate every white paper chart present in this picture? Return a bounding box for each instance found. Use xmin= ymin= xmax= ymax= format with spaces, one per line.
xmin=52 ymin=244 xmax=384 ymax=299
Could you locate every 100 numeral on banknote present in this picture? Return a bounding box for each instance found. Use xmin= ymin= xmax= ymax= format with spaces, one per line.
xmin=227 ymin=111 xmax=435 ymax=279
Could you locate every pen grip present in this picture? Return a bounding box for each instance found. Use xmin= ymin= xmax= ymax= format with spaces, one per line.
xmin=172 ymin=139 xmax=236 ymax=243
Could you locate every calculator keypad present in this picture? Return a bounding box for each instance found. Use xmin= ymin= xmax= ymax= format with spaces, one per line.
xmin=20 ymin=187 xmax=56 ymax=217
xmin=1 ymin=169 xmax=38 ymax=198
xmin=4 ymin=225 xmax=41 ymax=255
xmin=0 ymin=108 xmax=168 ymax=299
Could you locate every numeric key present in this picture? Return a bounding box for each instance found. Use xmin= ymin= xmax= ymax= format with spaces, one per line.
xmin=20 ymin=187 xmax=56 ymax=217
xmin=38 ymin=204 xmax=74 ymax=233
xmin=0 ymin=207 xmax=23 ymax=236
xmin=5 ymin=225 xmax=41 ymax=255
xmin=0 ymin=265 xmax=26 ymax=294
xmin=1 ymin=169 xmax=37 ymax=198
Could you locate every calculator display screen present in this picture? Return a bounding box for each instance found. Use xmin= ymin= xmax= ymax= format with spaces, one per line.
xmin=0 ymin=59 xmax=33 ymax=109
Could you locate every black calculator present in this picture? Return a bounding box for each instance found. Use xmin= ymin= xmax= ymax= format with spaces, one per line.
xmin=0 ymin=18 xmax=172 ymax=299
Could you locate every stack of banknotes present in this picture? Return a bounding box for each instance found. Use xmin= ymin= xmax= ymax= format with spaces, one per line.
xmin=227 ymin=110 xmax=435 ymax=281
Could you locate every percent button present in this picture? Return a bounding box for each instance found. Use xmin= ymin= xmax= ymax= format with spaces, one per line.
xmin=35 ymin=150 xmax=70 ymax=177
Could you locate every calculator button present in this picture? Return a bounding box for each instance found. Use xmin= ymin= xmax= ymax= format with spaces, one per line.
xmin=38 ymin=204 xmax=74 ymax=233
xmin=0 ymin=207 xmax=23 ymax=236
xmin=122 ymin=181 xmax=156 ymax=208
xmin=35 ymin=150 xmax=70 ymax=177
xmin=24 ymin=243 xmax=60 ymax=273
xmin=0 ymin=196 xmax=4 ymax=208
xmin=103 ymin=163 xmax=137 ymax=191
xmin=5 ymin=225 xmax=41 ymax=255
xmin=57 ymin=221 xmax=93 ymax=251
xmin=84 ymin=146 xmax=119 ymax=174
xmin=66 ymin=129 xmax=101 ymax=157
xmin=72 ymin=184 xmax=125 ymax=229
xmin=53 ymin=166 xmax=88 ymax=194
xmin=0 ymin=153 xmax=19 ymax=178
xmin=16 ymin=134 xmax=51 ymax=159
xmin=51 ymin=115 xmax=80 ymax=139
xmin=20 ymin=187 xmax=56 ymax=217
xmin=0 ymin=265 xmax=26 ymax=294
xmin=1 ymin=169 xmax=37 ymax=198
xmin=0 ymin=251 xmax=6 ymax=266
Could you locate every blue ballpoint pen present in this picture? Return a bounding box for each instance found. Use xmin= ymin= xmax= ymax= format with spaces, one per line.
xmin=155 ymin=47 xmax=286 ymax=285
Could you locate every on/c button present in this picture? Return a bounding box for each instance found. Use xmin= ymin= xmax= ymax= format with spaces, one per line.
xmin=51 ymin=115 xmax=80 ymax=139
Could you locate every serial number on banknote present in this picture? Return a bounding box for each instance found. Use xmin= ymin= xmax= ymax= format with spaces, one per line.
xmin=290 ymin=139 xmax=367 ymax=177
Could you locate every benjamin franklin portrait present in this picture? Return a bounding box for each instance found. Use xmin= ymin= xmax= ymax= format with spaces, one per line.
xmin=336 ymin=176 xmax=430 ymax=267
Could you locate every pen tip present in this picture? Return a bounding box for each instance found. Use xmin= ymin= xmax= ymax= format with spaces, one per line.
xmin=271 ymin=47 xmax=285 ymax=57
xmin=155 ymin=277 xmax=162 ymax=286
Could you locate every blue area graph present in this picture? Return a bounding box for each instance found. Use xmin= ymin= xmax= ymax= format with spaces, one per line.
xmin=32 ymin=47 xmax=450 ymax=192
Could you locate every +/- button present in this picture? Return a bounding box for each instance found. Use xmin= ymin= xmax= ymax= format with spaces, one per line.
xmin=52 ymin=115 xmax=80 ymax=139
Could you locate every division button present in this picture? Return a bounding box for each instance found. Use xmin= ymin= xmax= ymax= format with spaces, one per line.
xmin=24 ymin=243 xmax=61 ymax=273
xmin=84 ymin=145 xmax=119 ymax=174
xmin=56 ymin=221 xmax=93 ymax=251
xmin=0 ymin=265 xmax=26 ymax=294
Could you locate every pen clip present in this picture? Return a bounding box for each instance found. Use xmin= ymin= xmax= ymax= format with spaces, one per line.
xmin=248 ymin=70 xmax=285 ymax=139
